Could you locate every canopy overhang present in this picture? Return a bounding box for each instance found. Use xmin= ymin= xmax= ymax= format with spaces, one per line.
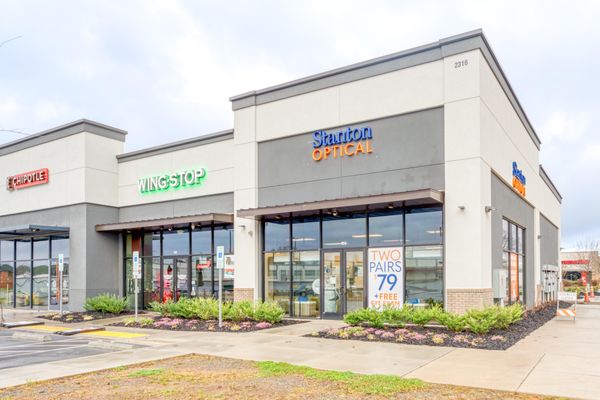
xmin=237 ymin=189 xmax=444 ymax=219
xmin=95 ymin=213 xmax=234 ymax=232
xmin=0 ymin=224 xmax=69 ymax=240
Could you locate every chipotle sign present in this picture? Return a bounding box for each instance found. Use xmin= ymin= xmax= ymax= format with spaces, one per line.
xmin=6 ymin=168 xmax=49 ymax=191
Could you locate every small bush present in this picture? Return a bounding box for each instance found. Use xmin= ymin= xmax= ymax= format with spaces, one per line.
xmin=225 ymin=300 xmax=255 ymax=322
xmin=410 ymin=307 xmax=438 ymax=327
xmin=253 ymin=301 xmax=285 ymax=324
xmin=435 ymin=312 xmax=466 ymax=332
xmin=464 ymin=308 xmax=497 ymax=334
xmin=344 ymin=308 xmax=384 ymax=328
xmin=84 ymin=293 xmax=128 ymax=314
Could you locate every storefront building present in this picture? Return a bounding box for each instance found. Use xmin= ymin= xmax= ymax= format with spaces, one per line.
xmin=0 ymin=30 xmax=561 ymax=315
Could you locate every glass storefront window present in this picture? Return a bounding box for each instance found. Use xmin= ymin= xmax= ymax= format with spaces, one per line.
xmin=51 ymin=236 xmax=70 ymax=258
xmin=33 ymin=260 xmax=49 ymax=307
xmin=15 ymin=261 xmax=31 ymax=307
xmin=33 ymin=240 xmax=49 ymax=260
xmin=498 ymin=219 xmax=525 ymax=305
xmin=292 ymin=217 xmax=320 ymax=250
xmin=192 ymin=255 xmax=212 ymax=298
xmin=265 ymin=220 xmax=290 ymax=252
xmin=405 ymin=207 xmax=442 ymax=245
xmin=322 ymin=213 xmax=366 ymax=248
xmin=368 ymin=210 xmax=403 ymax=247
xmin=143 ymin=232 xmax=161 ymax=257
xmin=50 ymin=257 xmax=69 ymax=306
xmin=192 ymin=227 xmax=211 ymax=254
xmin=1 ymin=241 xmax=14 ymax=262
xmin=214 ymin=225 xmax=234 ymax=254
xmin=264 ymin=252 xmax=291 ymax=316
xmin=162 ymin=230 xmax=189 ymax=256
xmin=0 ymin=261 xmax=14 ymax=307
xmin=143 ymin=257 xmax=160 ymax=306
xmin=292 ymin=251 xmax=320 ymax=317
xmin=405 ymin=246 xmax=443 ymax=306
xmin=16 ymin=240 xmax=31 ymax=260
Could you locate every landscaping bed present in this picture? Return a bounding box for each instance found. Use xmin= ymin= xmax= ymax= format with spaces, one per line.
xmin=111 ymin=315 xmax=304 ymax=332
xmin=37 ymin=310 xmax=139 ymax=323
xmin=309 ymin=302 xmax=557 ymax=350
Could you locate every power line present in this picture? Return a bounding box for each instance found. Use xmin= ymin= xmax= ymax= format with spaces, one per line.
xmin=0 ymin=36 xmax=23 ymax=48
xmin=0 ymin=129 xmax=29 ymax=136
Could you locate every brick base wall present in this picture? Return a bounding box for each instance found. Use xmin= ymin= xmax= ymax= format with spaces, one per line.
xmin=234 ymin=288 xmax=255 ymax=302
xmin=446 ymin=288 xmax=494 ymax=314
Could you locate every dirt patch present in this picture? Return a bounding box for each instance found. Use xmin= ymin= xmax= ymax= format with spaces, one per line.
xmin=0 ymin=354 xmax=564 ymax=400
xmin=37 ymin=311 xmax=140 ymax=323
xmin=110 ymin=316 xmax=306 ymax=332
xmin=309 ymin=302 xmax=557 ymax=350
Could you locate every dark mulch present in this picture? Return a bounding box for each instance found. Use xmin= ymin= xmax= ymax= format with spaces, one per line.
xmin=37 ymin=311 xmax=140 ymax=323
xmin=110 ymin=316 xmax=306 ymax=332
xmin=308 ymin=302 xmax=559 ymax=350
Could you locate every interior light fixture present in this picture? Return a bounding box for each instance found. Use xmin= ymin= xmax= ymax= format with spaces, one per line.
xmin=323 ymin=241 xmax=348 ymax=246
xmin=383 ymin=239 xmax=402 ymax=243
xmin=292 ymin=237 xmax=316 ymax=242
xmin=426 ymin=229 xmax=442 ymax=235
xmin=351 ymin=234 xmax=383 ymax=238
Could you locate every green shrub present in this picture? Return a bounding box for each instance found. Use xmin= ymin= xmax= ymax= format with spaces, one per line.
xmin=494 ymin=303 xmax=524 ymax=329
xmin=410 ymin=307 xmax=438 ymax=327
xmin=435 ymin=312 xmax=466 ymax=332
xmin=253 ymin=301 xmax=285 ymax=324
xmin=464 ymin=308 xmax=497 ymax=334
xmin=381 ymin=306 xmax=412 ymax=327
xmin=344 ymin=308 xmax=384 ymax=328
xmin=225 ymin=300 xmax=255 ymax=322
xmin=83 ymin=293 xmax=128 ymax=314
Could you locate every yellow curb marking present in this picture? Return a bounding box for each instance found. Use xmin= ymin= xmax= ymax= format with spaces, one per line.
xmin=21 ymin=325 xmax=146 ymax=338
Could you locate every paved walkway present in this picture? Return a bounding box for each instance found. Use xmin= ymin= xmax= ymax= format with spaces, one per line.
xmin=1 ymin=306 xmax=599 ymax=399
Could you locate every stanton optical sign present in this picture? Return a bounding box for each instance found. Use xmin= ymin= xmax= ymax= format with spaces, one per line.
xmin=311 ymin=126 xmax=373 ymax=162
xmin=137 ymin=168 xmax=206 ymax=194
xmin=6 ymin=168 xmax=49 ymax=191
xmin=512 ymin=162 xmax=526 ymax=197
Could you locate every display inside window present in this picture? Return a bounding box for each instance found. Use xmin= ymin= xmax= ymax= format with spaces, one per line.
xmin=495 ymin=219 xmax=525 ymax=305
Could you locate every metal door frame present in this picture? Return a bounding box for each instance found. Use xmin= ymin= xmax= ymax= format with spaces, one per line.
xmin=320 ymin=248 xmax=366 ymax=319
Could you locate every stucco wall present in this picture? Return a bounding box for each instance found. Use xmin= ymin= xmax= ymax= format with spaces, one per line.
xmin=256 ymin=108 xmax=444 ymax=207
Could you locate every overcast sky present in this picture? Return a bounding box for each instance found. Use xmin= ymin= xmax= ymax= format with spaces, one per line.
xmin=1 ymin=1 xmax=598 ymax=248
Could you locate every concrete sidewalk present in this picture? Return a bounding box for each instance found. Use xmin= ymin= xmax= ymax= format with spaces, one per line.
xmin=1 ymin=306 xmax=599 ymax=399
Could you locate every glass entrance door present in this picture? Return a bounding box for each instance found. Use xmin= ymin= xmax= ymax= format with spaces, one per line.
xmin=162 ymin=257 xmax=189 ymax=302
xmin=321 ymin=250 xmax=365 ymax=318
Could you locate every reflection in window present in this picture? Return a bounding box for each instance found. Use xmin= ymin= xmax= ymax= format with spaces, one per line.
xmin=292 ymin=216 xmax=320 ymax=250
xmin=405 ymin=207 xmax=443 ymax=245
xmin=1 ymin=241 xmax=14 ymax=262
xmin=496 ymin=219 xmax=525 ymax=305
xmin=264 ymin=252 xmax=291 ymax=316
xmin=405 ymin=246 xmax=443 ymax=306
xmin=162 ymin=230 xmax=189 ymax=256
xmin=214 ymin=225 xmax=234 ymax=254
xmin=292 ymin=251 xmax=320 ymax=317
xmin=143 ymin=232 xmax=161 ymax=257
xmin=192 ymin=255 xmax=212 ymax=299
xmin=192 ymin=227 xmax=211 ymax=254
xmin=322 ymin=213 xmax=366 ymax=248
xmin=265 ymin=220 xmax=290 ymax=252
xmin=0 ymin=261 xmax=14 ymax=307
xmin=368 ymin=210 xmax=403 ymax=246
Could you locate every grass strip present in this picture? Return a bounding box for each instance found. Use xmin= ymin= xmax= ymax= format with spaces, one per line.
xmin=257 ymin=361 xmax=425 ymax=396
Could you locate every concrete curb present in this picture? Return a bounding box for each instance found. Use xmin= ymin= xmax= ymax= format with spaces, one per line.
xmin=87 ymin=340 xmax=134 ymax=350
xmin=11 ymin=331 xmax=52 ymax=342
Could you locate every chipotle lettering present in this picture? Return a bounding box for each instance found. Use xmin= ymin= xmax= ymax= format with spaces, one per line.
xmin=6 ymin=168 xmax=49 ymax=190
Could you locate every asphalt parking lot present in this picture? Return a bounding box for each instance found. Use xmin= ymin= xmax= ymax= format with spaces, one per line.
xmin=0 ymin=330 xmax=114 ymax=370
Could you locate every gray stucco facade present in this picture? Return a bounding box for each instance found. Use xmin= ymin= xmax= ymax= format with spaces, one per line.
xmin=257 ymin=107 xmax=444 ymax=207
xmin=0 ymin=203 xmax=119 ymax=308
xmin=490 ymin=174 xmax=535 ymax=308
xmin=540 ymin=214 xmax=559 ymax=268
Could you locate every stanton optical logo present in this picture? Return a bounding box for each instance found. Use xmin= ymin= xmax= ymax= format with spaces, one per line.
xmin=512 ymin=162 xmax=526 ymax=196
xmin=311 ymin=126 xmax=373 ymax=161
xmin=137 ymin=168 xmax=206 ymax=194
xmin=6 ymin=168 xmax=49 ymax=191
